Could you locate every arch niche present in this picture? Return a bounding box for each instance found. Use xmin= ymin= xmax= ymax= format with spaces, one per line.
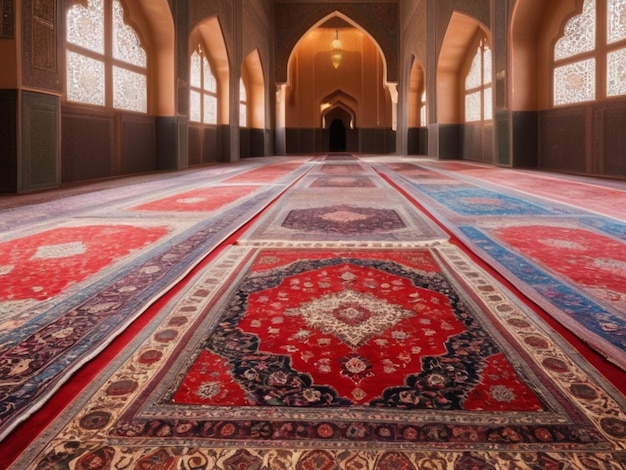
xmin=132 ymin=0 xmax=175 ymax=115
xmin=437 ymin=12 xmax=492 ymax=160
xmin=407 ymin=55 xmax=427 ymax=154
xmin=277 ymin=11 xmax=397 ymax=154
xmin=188 ymin=16 xmax=229 ymax=164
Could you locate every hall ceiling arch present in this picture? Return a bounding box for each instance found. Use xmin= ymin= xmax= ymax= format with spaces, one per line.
xmin=283 ymin=11 xmax=392 ymax=89
xmin=283 ymin=13 xmax=393 ymax=130
xmin=274 ymin=2 xmax=398 ymax=84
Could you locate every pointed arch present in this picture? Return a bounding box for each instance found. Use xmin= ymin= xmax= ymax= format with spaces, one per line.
xmin=285 ymin=10 xmax=392 ymax=90
xmin=510 ymin=0 xmax=553 ymax=110
xmin=437 ymin=12 xmax=491 ymax=123
xmin=320 ymin=89 xmax=358 ymax=128
xmin=282 ymin=12 xmax=393 ymax=130
xmin=191 ymin=16 xmax=230 ymax=124
xmin=133 ymin=0 xmax=175 ymax=115
xmin=241 ymin=49 xmax=265 ymax=129
xmin=408 ymin=56 xmax=426 ymax=127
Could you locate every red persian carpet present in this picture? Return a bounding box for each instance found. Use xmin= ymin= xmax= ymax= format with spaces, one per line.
xmin=12 ymin=245 xmax=626 ymax=468
xmin=0 ymin=159 xmax=312 ymax=442
xmin=377 ymin=158 xmax=626 ymax=371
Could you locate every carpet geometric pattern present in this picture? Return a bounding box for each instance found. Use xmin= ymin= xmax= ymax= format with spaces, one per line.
xmin=13 ymin=245 xmax=626 ymax=468
xmin=0 ymin=159 xmax=311 ymax=440
xmin=378 ymin=159 xmax=626 ymax=370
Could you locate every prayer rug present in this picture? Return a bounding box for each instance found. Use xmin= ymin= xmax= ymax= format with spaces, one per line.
xmin=239 ymin=166 xmax=447 ymax=246
xmin=309 ymin=175 xmax=377 ymax=188
xmin=0 ymin=170 xmax=310 ymax=440
xmin=379 ymin=161 xmax=626 ymax=370
xmin=421 ymin=160 xmax=626 ymax=221
xmin=130 ymin=186 xmax=261 ymax=212
xmin=12 ymin=245 xmax=626 ymax=468
xmin=222 ymin=161 xmax=307 ymax=184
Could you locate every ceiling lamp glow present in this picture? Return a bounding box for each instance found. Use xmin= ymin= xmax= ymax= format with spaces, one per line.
xmin=331 ymin=29 xmax=342 ymax=68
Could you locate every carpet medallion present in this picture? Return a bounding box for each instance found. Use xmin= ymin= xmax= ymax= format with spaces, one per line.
xmin=309 ymin=176 xmax=377 ymax=188
xmin=14 ymin=245 xmax=626 ymax=468
xmin=240 ymin=166 xmax=447 ymax=246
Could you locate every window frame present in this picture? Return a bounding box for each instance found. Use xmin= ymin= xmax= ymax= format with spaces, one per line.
xmin=189 ymin=47 xmax=218 ymax=125
xmin=552 ymin=0 xmax=626 ymax=107
xmin=65 ymin=0 xmax=148 ymax=113
xmin=463 ymin=37 xmax=493 ymax=123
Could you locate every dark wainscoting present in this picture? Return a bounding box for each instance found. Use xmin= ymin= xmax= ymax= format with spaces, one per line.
xmin=437 ymin=124 xmax=461 ymax=159
xmin=239 ymin=128 xmax=250 ymax=158
xmin=188 ymin=125 xmax=202 ymax=166
xmin=0 ymin=89 xmax=18 ymax=192
xmin=202 ymin=126 xmax=219 ymax=163
xmin=62 ymin=105 xmax=157 ymax=183
xmin=120 ymin=113 xmax=156 ymax=175
xmin=511 ymin=111 xmax=538 ymax=168
xmin=284 ymin=127 xmax=395 ymax=154
xmin=239 ymin=128 xmax=267 ymax=158
xmin=539 ymin=107 xmax=588 ymax=174
xmin=598 ymin=101 xmax=626 ymax=177
xmin=461 ymin=122 xmax=494 ymax=163
xmin=62 ymin=106 xmax=115 ymax=182
xmin=249 ymin=128 xmax=266 ymax=157
xmin=538 ymin=99 xmax=626 ymax=178
xmin=21 ymin=91 xmax=60 ymax=191
xmin=156 ymin=116 xmax=182 ymax=170
xmin=408 ymin=127 xmax=428 ymax=156
xmin=188 ymin=124 xmax=231 ymax=164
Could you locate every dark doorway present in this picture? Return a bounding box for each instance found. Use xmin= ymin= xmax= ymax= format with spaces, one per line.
xmin=329 ymin=119 xmax=346 ymax=152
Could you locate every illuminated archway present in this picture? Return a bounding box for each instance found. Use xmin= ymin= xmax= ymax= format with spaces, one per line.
xmin=241 ymin=49 xmax=266 ymax=129
xmin=437 ymin=12 xmax=491 ymax=124
xmin=190 ymin=16 xmax=229 ymax=124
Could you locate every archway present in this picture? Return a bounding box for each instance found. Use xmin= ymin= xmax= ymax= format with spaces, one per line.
xmin=329 ymin=118 xmax=347 ymax=152
xmin=241 ymin=49 xmax=266 ymax=157
xmin=188 ymin=16 xmax=229 ymax=164
xmin=277 ymin=11 xmax=396 ymax=154
xmin=408 ymin=55 xmax=426 ymax=154
xmin=133 ymin=0 xmax=175 ymax=116
xmin=241 ymin=49 xmax=266 ymax=129
xmin=437 ymin=12 xmax=492 ymax=161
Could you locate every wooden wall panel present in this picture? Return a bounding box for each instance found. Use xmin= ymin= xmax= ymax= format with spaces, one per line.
xmin=0 ymin=90 xmax=17 ymax=192
xmin=120 ymin=114 xmax=156 ymax=175
xmin=62 ymin=107 xmax=114 ymax=182
xmin=21 ymin=91 xmax=59 ymax=191
xmin=600 ymin=101 xmax=626 ymax=177
xmin=539 ymin=108 xmax=587 ymax=174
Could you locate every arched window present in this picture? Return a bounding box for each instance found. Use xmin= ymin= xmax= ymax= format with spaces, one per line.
xmin=553 ymin=0 xmax=626 ymax=106
xmin=66 ymin=0 xmax=147 ymax=113
xmin=189 ymin=48 xmax=217 ymax=124
xmin=464 ymin=39 xmax=492 ymax=122
xmin=239 ymin=78 xmax=248 ymax=127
